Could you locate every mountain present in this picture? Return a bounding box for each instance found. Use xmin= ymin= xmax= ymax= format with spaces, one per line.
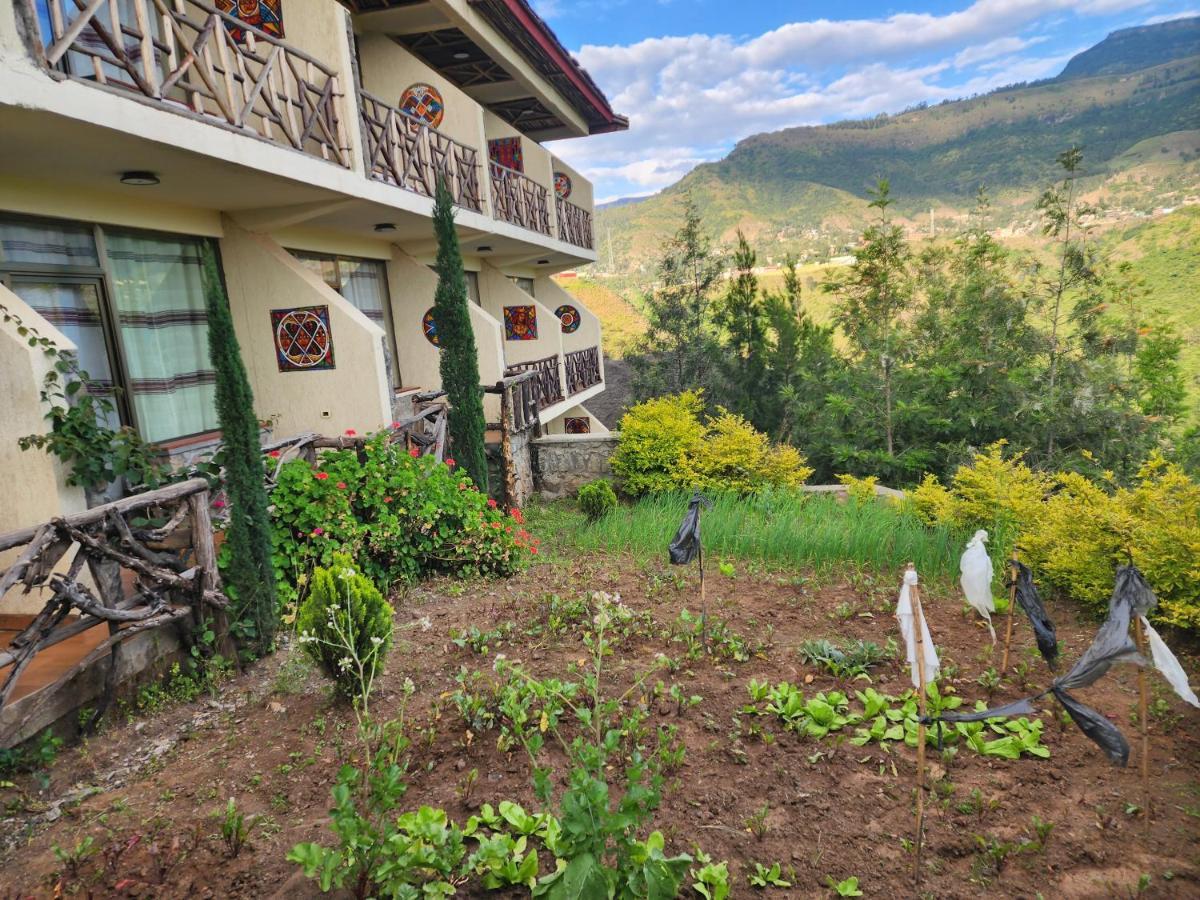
xmin=1059 ymin=16 xmax=1200 ymax=80
xmin=596 ymin=18 xmax=1200 ymax=274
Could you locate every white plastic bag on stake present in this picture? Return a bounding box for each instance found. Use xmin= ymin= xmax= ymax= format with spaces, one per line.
xmin=960 ymin=529 xmax=996 ymax=643
xmin=1142 ymin=616 xmax=1200 ymax=708
xmin=896 ymin=568 xmax=939 ymax=689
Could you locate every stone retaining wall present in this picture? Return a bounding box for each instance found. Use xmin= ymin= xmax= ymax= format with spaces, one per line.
xmin=533 ymin=434 xmax=619 ymax=500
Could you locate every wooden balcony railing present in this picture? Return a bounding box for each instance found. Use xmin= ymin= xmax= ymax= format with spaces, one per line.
xmin=505 ymin=354 xmax=563 ymax=410
xmin=360 ymin=90 xmax=482 ymax=212
xmin=490 ymin=163 xmax=551 ymax=235
xmin=30 ymin=0 xmax=350 ymax=167
xmin=556 ymin=197 xmax=594 ymax=250
xmin=564 ymin=346 xmax=602 ymax=395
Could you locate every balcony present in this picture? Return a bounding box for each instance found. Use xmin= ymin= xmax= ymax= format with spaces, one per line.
xmin=29 ymin=0 xmax=351 ymax=167
xmin=556 ymin=197 xmax=594 ymax=250
xmin=490 ymin=163 xmax=551 ymax=236
xmin=360 ymin=89 xmax=482 ymax=212
xmin=505 ymin=354 xmax=563 ymax=410
xmin=564 ymin=346 xmax=601 ymax=394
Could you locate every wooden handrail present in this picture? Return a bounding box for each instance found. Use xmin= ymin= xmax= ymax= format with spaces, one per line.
xmin=556 ymin=196 xmax=594 ymax=250
xmin=29 ymin=0 xmax=350 ymax=167
xmin=505 ymin=354 xmax=563 ymax=410
xmin=489 ymin=162 xmax=550 ymax=235
xmin=360 ymin=89 xmax=482 ymax=212
xmin=564 ymin=345 xmax=601 ymax=394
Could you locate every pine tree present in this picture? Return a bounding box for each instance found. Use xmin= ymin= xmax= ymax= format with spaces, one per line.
xmin=715 ymin=232 xmax=770 ymax=428
xmin=202 ymin=243 xmax=277 ymax=654
xmin=432 ymin=178 xmax=488 ymax=491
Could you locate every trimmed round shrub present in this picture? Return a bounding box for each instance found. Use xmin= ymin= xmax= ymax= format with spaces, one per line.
xmin=578 ymin=478 xmax=617 ymax=520
xmin=296 ymin=553 xmax=393 ymax=701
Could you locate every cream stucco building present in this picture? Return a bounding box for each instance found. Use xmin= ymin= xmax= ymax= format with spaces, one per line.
xmin=0 ymin=0 xmax=623 ymax=545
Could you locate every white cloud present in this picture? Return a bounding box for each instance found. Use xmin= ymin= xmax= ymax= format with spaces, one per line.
xmin=1143 ymin=8 xmax=1198 ymax=22
xmin=549 ymin=0 xmax=1158 ymax=197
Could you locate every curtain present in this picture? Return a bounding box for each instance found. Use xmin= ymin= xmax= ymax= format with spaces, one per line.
xmin=105 ymin=232 xmax=219 ymax=442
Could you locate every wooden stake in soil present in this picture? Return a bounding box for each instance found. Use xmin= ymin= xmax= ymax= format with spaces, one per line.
xmin=909 ymin=563 xmax=929 ymax=888
xmin=698 ymin=542 xmax=708 ymax=649
xmin=1000 ymin=549 xmax=1019 ymax=674
xmin=1132 ymin=614 xmax=1151 ymax=820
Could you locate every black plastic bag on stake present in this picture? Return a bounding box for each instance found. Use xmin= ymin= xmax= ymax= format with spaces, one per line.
xmin=1013 ymin=562 xmax=1059 ymax=670
xmin=1055 ymin=570 xmax=1145 ymax=691
xmin=929 ymin=696 xmax=1042 ymax=724
xmin=1052 ymin=687 xmax=1130 ymax=766
xmin=668 ymin=491 xmax=711 ymax=565
xmin=1115 ymin=564 xmax=1157 ymax=618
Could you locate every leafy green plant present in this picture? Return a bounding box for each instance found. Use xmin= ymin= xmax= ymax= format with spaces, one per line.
xmin=827 ymin=874 xmax=864 ymax=896
xmin=0 ymin=729 xmax=62 ymax=780
xmin=692 ymin=856 xmax=732 ymax=900
xmin=748 ymin=861 xmax=792 ymax=888
xmin=296 ymin=554 xmax=393 ymax=706
xmin=798 ymin=638 xmax=887 ymax=679
xmin=219 ymin=797 xmax=259 ymax=858
xmin=52 ymin=835 xmax=98 ymax=881
xmin=578 ymin=479 xmax=618 ymax=521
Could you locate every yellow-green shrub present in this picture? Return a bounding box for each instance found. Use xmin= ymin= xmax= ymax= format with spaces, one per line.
xmin=837 ymin=473 xmax=879 ymax=505
xmin=613 ymin=393 xmax=812 ymax=496
xmin=914 ymin=445 xmax=1200 ymax=632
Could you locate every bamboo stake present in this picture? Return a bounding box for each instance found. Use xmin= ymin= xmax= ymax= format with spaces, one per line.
xmin=1132 ymin=614 xmax=1150 ymax=821
xmin=909 ymin=563 xmax=929 ymax=888
xmin=698 ymin=541 xmax=708 ymax=650
xmin=1001 ymin=549 xmax=1019 ymax=673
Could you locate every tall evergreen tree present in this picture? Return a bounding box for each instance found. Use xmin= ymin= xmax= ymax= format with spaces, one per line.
xmin=715 ymin=232 xmax=770 ymax=427
xmin=202 ymin=243 xmax=277 ymax=655
xmin=432 ymin=178 xmax=488 ymax=491
xmin=631 ymin=193 xmax=723 ymax=400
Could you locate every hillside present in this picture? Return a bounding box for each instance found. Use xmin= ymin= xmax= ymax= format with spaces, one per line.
xmin=596 ymin=18 xmax=1200 ymax=274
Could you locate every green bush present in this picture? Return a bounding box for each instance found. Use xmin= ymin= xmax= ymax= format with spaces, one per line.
xmin=913 ymin=445 xmax=1200 ymax=633
xmin=613 ymin=392 xmax=812 ymax=496
xmin=296 ymin=553 xmax=393 ymax=701
xmin=269 ymin=431 xmax=536 ymax=609
xmin=577 ymin=479 xmax=618 ymax=520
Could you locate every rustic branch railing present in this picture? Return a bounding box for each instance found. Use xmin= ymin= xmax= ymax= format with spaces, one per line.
xmin=505 ymin=354 xmax=563 ymax=410
xmin=0 ymin=478 xmax=226 ymax=745
xmin=564 ymin=345 xmax=602 ymax=394
xmin=31 ymin=0 xmax=351 ymax=167
xmin=485 ymin=371 xmax=540 ymax=437
xmin=360 ymin=90 xmax=482 ymax=212
xmin=489 ymin=163 xmax=551 ymax=235
xmin=556 ymin=197 xmax=594 ymax=250
xmin=484 ymin=371 xmax=540 ymax=507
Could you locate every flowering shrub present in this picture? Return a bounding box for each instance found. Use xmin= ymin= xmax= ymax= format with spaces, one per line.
xmin=270 ymin=432 xmax=536 ymax=608
xmin=613 ymin=392 xmax=812 ymax=496
xmin=296 ymin=554 xmax=393 ymax=702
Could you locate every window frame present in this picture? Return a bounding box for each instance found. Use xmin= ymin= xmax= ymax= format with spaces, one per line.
xmin=1 ymin=211 xmax=223 ymax=446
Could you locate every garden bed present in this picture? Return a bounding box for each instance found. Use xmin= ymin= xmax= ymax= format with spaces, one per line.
xmin=1 ymin=545 xmax=1197 ymax=897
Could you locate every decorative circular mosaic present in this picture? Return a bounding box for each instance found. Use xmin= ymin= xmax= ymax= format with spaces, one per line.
xmin=554 ymin=304 xmax=581 ymax=334
xmin=399 ymin=83 xmax=445 ymax=128
xmin=274 ymin=307 xmax=332 ymax=369
xmin=422 ymin=308 xmax=439 ymax=347
xmin=553 ymin=171 xmax=572 ymax=199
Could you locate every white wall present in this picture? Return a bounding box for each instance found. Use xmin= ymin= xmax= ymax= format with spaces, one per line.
xmin=219 ymin=218 xmax=392 ymax=437
xmin=0 ymin=286 xmax=88 ymax=613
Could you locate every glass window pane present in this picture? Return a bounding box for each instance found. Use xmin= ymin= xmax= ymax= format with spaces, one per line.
xmin=292 ymin=251 xmax=340 ymax=291
xmin=339 ymin=258 xmax=401 ymax=387
xmin=508 ymin=275 xmax=534 ymax=297
xmin=8 ymin=279 xmax=121 ymax=431
xmin=105 ymin=232 xmax=219 ymax=443
xmin=465 ymin=271 xmax=481 ymax=305
xmin=0 ymin=219 xmax=99 ymax=267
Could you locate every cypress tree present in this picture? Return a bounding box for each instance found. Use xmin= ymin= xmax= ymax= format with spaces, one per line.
xmin=202 ymin=243 xmax=277 ymax=654
xmin=432 ymin=177 xmax=488 ymax=491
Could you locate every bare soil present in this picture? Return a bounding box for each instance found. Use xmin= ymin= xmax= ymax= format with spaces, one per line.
xmin=2 ymin=553 xmax=1198 ymax=899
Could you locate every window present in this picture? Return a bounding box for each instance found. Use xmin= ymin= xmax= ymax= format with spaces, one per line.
xmin=508 ymin=275 xmax=535 ymax=297
xmin=426 ymin=265 xmax=481 ymax=305
xmin=0 ymin=215 xmax=220 ymax=444
xmin=292 ymin=251 xmax=402 ymax=387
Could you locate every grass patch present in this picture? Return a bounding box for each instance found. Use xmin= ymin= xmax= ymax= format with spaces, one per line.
xmin=530 ymin=491 xmax=964 ymax=580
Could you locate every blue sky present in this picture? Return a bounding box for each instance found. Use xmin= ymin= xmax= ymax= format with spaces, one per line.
xmin=538 ymin=0 xmax=1198 ymax=202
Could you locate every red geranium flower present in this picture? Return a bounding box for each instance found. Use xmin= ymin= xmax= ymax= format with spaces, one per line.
xmin=491 ymin=521 xmax=502 ymax=530
xmin=530 ymin=546 xmax=539 ymax=555
xmin=445 ymin=458 xmax=456 ymax=467
xmin=383 ymin=496 xmax=393 ymax=503
xmin=315 ymin=472 xmax=329 ymax=481
xmin=509 ymin=507 xmax=524 ymax=524
xmin=311 ymin=527 xmax=325 ymax=537
xmin=391 ymin=421 xmax=402 ymax=429
xmin=409 ymin=448 xmax=420 ymax=458
xmin=345 ymin=429 xmax=357 ymax=436
xmin=336 ymin=481 xmax=347 ymax=490
xmin=487 ymin=498 xmax=498 ymax=508
xmin=267 ymin=450 xmax=281 ymax=459
xmin=212 ymin=498 xmax=226 ymax=509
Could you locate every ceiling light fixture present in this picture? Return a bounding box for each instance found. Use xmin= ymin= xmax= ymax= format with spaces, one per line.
xmin=537 ymin=259 xmax=550 ymax=265
xmin=373 ymin=222 xmax=397 ymax=233
xmin=452 ymin=51 xmax=470 ymax=60
xmin=120 ymin=171 xmax=159 ymax=186
xmin=477 ymin=245 xmax=492 ymax=253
